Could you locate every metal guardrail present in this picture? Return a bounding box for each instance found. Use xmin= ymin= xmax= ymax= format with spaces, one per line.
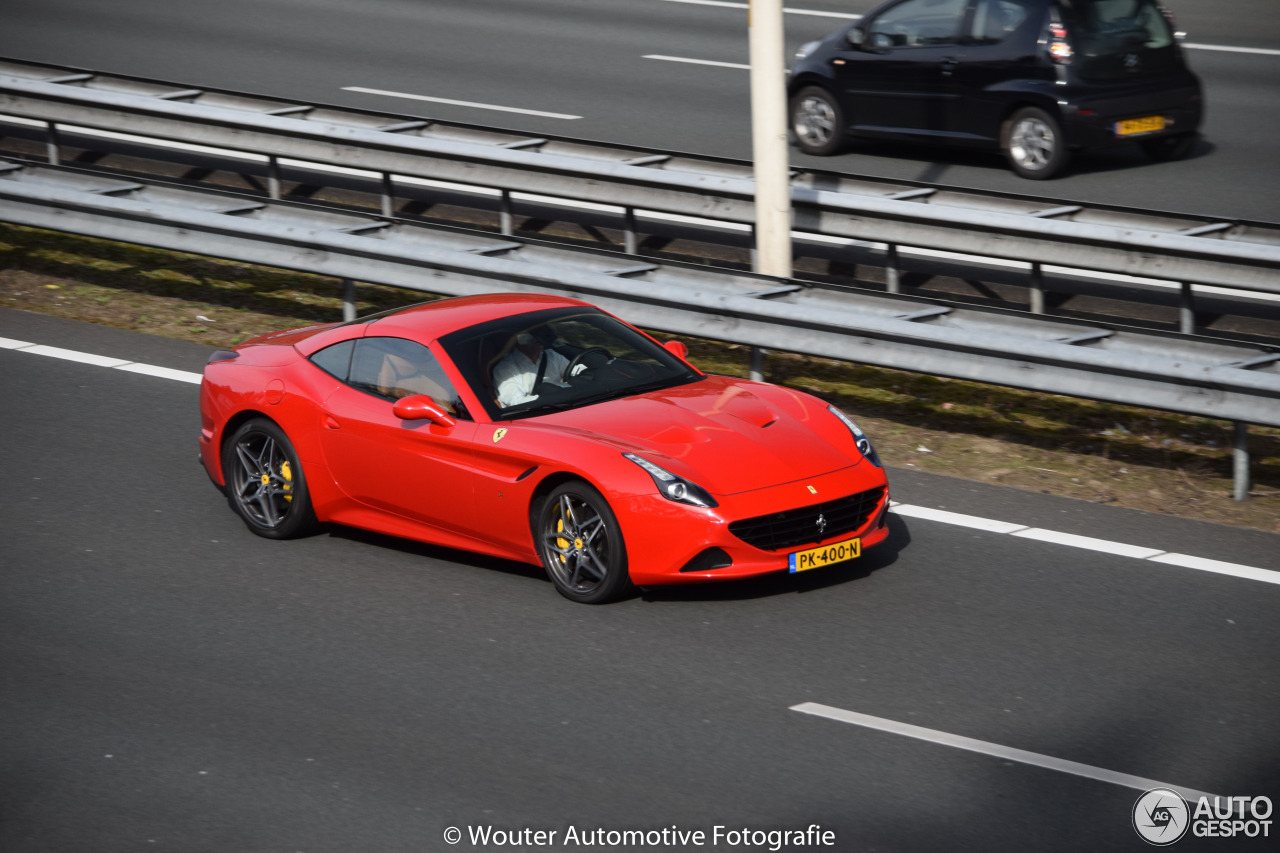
xmin=1 ymin=58 xmax=1279 ymax=338
xmin=2 ymin=162 xmax=1277 ymax=435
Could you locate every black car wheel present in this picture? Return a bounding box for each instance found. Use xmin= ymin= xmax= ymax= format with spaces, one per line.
xmin=536 ymin=481 xmax=633 ymax=604
xmin=1003 ymin=107 xmax=1069 ymax=179
xmin=790 ymin=86 xmax=847 ymax=156
xmin=223 ymin=418 xmax=321 ymax=539
xmin=1140 ymin=131 xmax=1197 ymax=163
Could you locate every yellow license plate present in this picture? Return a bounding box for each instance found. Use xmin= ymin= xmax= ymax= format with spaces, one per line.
xmin=789 ymin=537 xmax=861 ymax=573
xmin=1115 ymin=115 xmax=1166 ymax=136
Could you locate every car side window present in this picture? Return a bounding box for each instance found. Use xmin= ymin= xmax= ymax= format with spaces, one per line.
xmin=969 ymin=0 xmax=1032 ymax=44
xmin=865 ymin=0 xmax=962 ymax=47
xmin=348 ymin=337 xmax=468 ymax=417
xmin=309 ymin=339 xmax=356 ymax=380
xmin=867 ymin=0 xmax=968 ymax=48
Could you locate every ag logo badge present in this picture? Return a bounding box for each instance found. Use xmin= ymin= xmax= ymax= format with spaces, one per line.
xmin=1132 ymin=788 xmax=1189 ymax=846
xmin=492 ymin=428 xmax=508 ymax=443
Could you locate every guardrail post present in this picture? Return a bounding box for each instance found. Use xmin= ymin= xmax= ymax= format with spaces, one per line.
xmin=885 ymin=243 xmax=901 ymax=294
xmin=267 ymin=155 xmax=281 ymax=200
xmin=381 ymin=173 xmax=394 ymax=218
xmin=1030 ymin=262 xmax=1046 ymax=314
xmin=500 ymin=190 xmax=513 ymax=236
xmin=1180 ymin=282 xmax=1196 ymax=334
xmin=1233 ymin=421 xmax=1250 ymax=501
xmin=45 ymin=121 xmax=60 ymax=165
xmin=624 ymin=207 xmax=638 ymax=255
xmin=342 ymin=279 xmax=357 ymax=322
xmin=749 ymin=347 xmax=766 ymax=381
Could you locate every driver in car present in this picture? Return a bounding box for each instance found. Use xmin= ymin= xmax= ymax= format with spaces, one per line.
xmin=493 ymin=331 xmax=586 ymax=408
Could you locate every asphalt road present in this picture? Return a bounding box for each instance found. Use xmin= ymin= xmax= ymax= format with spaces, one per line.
xmin=2 ymin=308 xmax=1278 ymax=852
xmin=0 ymin=0 xmax=1277 ymax=222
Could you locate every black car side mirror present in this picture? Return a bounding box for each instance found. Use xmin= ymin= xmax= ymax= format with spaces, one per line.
xmin=846 ymin=26 xmax=865 ymax=47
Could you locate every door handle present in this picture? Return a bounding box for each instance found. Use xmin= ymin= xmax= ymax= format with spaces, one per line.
xmin=940 ymin=57 xmax=959 ymax=76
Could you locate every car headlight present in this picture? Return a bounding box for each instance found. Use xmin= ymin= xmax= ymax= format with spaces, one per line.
xmin=828 ymin=406 xmax=882 ymax=468
xmin=794 ymin=39 xmax=821 ymax=62
xmin=624 ymin=453 xmax=718 ymax=508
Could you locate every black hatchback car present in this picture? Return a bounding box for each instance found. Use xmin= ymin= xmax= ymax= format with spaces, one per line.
xmin=787 ymin=0 xmax=1203 ymax=178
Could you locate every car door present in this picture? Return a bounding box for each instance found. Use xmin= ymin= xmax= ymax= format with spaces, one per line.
xmin=836 ymin=0 xmax=969 ymax=135
xmin=945 ymin=0 xmax=1048 ymax=141
xmin=315 ymin=336 xmax=481 ymax=536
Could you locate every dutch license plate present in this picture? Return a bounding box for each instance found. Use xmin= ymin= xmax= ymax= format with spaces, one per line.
xmin=1115 ymin=115 xmax=1165 ymax=136
xmin=789 ymin=537 xmax=861 ymax=573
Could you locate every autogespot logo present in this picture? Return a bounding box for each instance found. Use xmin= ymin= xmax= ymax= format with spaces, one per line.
xmin=1134 ymin=788 xmax=1190 ymax=845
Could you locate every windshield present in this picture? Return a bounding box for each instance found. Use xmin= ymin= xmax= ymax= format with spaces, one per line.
xmin=438 ymin=307 xmax=702 ymax=421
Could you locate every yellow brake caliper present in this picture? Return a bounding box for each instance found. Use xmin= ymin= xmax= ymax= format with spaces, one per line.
xmin=280 ymin=460 xmax=293 ymax=503
xmin=556 ymin=517 xmax=568 ymax=564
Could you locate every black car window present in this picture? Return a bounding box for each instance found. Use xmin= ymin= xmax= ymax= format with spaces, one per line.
xmin=309 ymin=339 xmax=356 ymax=380
xmin=348 ymin=337 xmax=468 ymax=417
xmin=867 ymin=0 xmax=968 ymax=48
xmin=1061 ymin=0 xmax=1172 ymax=49
xmin=969 ymin=0 xmax=1034 ymax=43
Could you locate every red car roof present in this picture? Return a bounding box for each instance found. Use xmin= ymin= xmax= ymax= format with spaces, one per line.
xmin=367 ymin=293 xmax=593 ymax=340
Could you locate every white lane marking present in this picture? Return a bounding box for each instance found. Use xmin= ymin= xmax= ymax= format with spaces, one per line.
xmin=1183 ymin=42 xmax=1280 ymax=56
xmin=889 ymin=503 xmax=1278 ymax=585
xmin=790 ymin=702 xmax=1223 ymax=803
xmin=1010 ymin=527 xmax=1166 ymax=560
xmin=1149 ymin=552 xmax=1280 ymax=586
xmin=341 ymin=87 xmax=581 ymax=120
xmin=889 ymin=504 xmax=1028 ymax=534
xmin=644 ymin=54 xmax=751 ymax=69
xmin=22 ymin=344 xmax=130 ymax=368
xmin=658 ymin=0 xmax=862 ymax=18
xmin=115 ymin=362 xmax=203 ymax=384
xmin=3 ymin=341 xmax=203 ymax=384
xmin=4 ymin=335 xmax=1274 ymax=586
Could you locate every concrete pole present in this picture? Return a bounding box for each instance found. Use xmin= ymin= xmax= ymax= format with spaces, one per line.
xmin=748 ymin=0 xmax=793 ymax=279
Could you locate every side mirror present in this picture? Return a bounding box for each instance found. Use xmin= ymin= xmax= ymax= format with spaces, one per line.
xmin=663 ymin=340 xmax=690 ymax=361
xmin=847 ymin=26 xmax=865 ymax=47
xmin=393 ymin=394 xmax=456 ymax=427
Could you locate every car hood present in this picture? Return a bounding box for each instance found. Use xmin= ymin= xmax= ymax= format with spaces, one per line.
xmin=531 ymin=375 xmax=861 ymax=496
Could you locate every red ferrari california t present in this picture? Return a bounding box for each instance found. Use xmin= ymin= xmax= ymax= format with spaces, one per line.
xmin=199 ymin=294 xmax=890 ymax=602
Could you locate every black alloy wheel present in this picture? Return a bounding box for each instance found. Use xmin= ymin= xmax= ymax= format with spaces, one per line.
xmin=790 ymin=86 xmax=848 ymax=156
xmin=223 ymin=418 xmax=321 ymax=539
xmin=536 ymin=481 xmax=632 ymax=603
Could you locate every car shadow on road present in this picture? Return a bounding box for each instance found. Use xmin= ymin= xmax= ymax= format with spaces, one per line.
xmin=812 ymin=135 xmax=1215 ymax=185
xmin=636 ymin=512 xmax=912 ymax=604
xmin=324 ymin=524 xmax=549 ymax=584
xmin=323 ymin=513 xmax=912 ymax=605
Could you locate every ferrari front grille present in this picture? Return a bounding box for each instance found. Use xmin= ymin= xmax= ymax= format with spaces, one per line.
xmin=728 ymin=486 xmax=886 ymax=552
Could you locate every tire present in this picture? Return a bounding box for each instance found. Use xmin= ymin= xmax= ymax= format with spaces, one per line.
xmin=222 ymin=417 xmax=322 ymax=539
xmin=1140 ymin=131 xmax=1197 ymax=163
xmin=535 ymin=481 xmax=633 ymax=604
xmin=1003 ymin=106 xmax=1069 ymax=179
xmin=790 ymin=86 xmax=848 ymax=156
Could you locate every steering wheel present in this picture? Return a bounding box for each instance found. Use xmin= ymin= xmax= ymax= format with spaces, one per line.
xmin=561 ymin=347 xmax=611 ymax=383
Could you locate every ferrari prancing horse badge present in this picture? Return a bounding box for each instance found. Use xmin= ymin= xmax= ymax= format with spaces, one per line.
xmin=492 ymin=428 xmax=508 ymax=443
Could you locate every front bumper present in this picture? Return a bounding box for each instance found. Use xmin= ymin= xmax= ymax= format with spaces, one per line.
xmin=615 ymin=465 xmax=891 ymax=586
